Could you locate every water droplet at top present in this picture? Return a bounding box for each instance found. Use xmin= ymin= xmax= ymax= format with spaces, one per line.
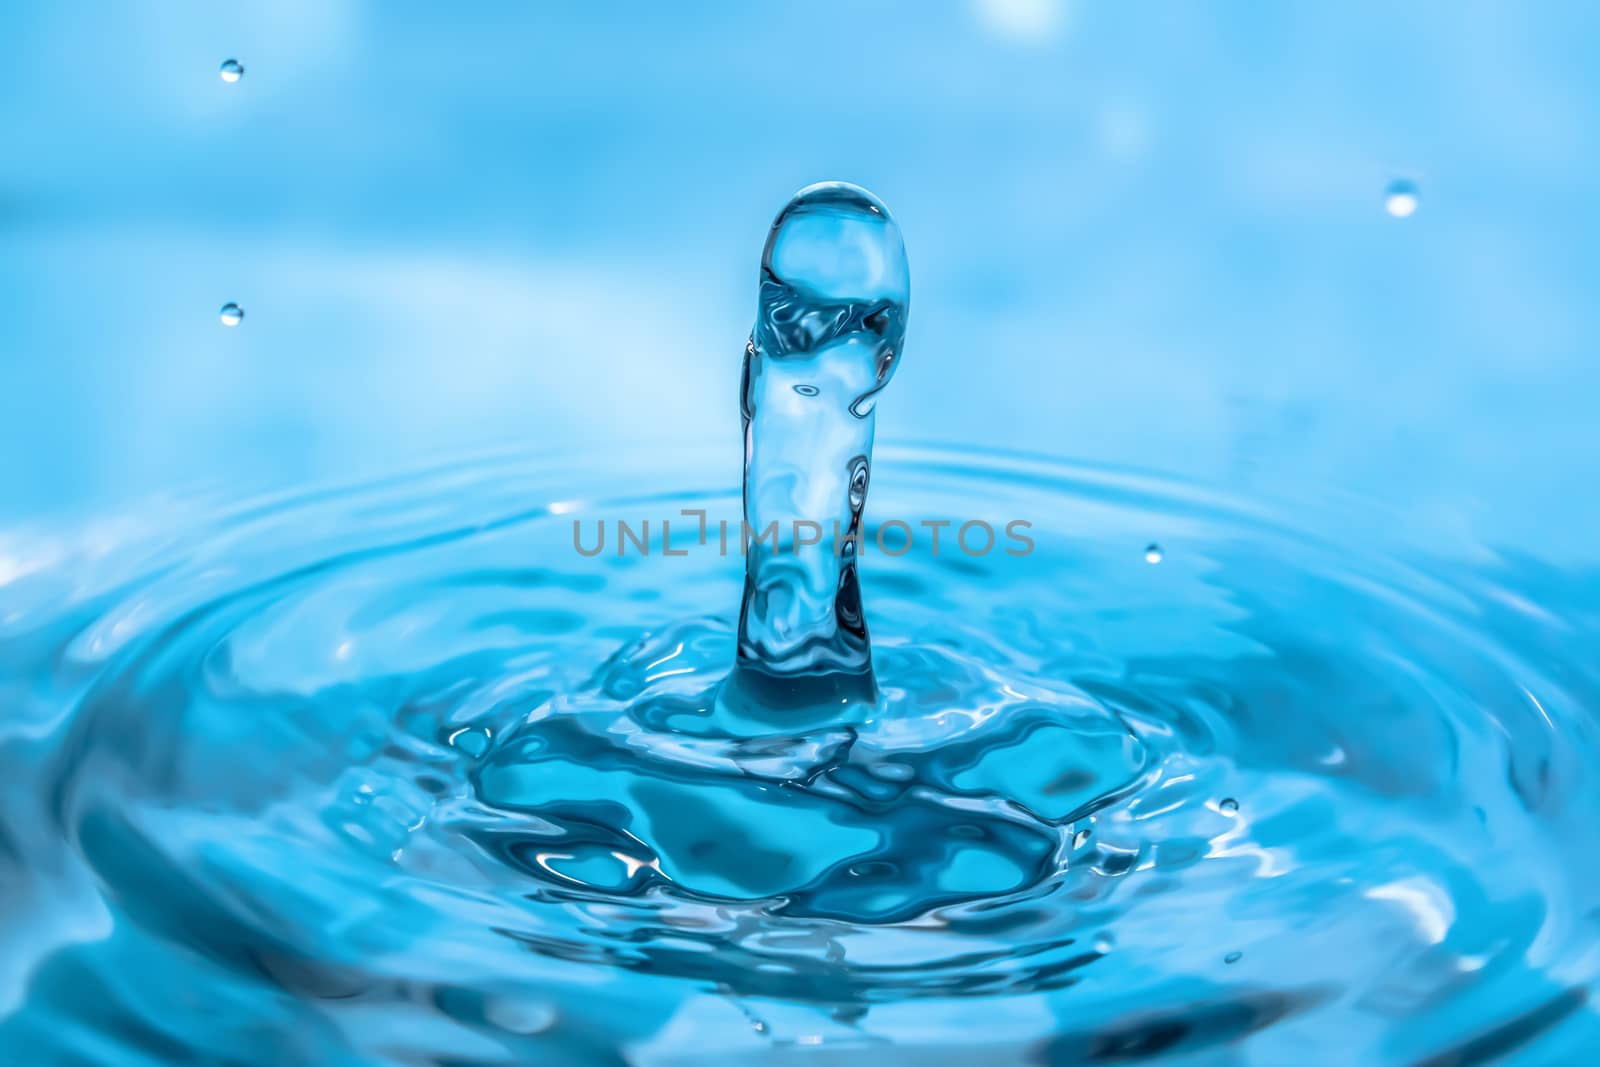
xmin=1144 ymin=543 xmax=1163 ymax=564
xmin=727 ymin=183 xmax=910 ymax=712
xmin=219 ymin=303 xmax=244 ymax=327
xmin=758 ymin=182 xmax=909 ymax=418
xmin=219 ymin=59 xmax=244 ymax=84
xmin=1384 ymin=180 xmax=1419 ymax=219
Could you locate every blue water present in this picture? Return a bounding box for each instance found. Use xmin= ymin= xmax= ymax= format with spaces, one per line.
xmin=5 ymin=4 xmax=1600 ymax=1064
xmin=4 ymin=441 xmax=1598 ymax=1063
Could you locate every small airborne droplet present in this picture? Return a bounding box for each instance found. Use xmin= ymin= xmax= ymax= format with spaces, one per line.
xmin=219 ymin=303 xmax=244 ymax=327
xmin=1094 ymin=934 xmax=1114 ymax=954
xmin=219 ymin=59 xmax=244 ymax=84
xmin=1224 ymin=951 xmax=1243 ymax=964
xmin=1144 ymin=543 xmax=1163 ymax=564
xmin=1073 ymin=828 xmax=1092 ymax=848
xmin=1384 ymin=180 xmax=1419 ymax=219
xmin=1219 ymin=797 xmax=1239 ymax=815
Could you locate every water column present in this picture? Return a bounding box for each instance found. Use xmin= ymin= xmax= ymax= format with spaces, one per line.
xmin=727 ymin=182 xmax=910 ymax=710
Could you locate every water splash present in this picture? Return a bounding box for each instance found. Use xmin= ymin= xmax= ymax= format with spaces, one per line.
xmin=726 ymin=182 xmax=909 ymax=712
xmin=3 ymin=186 xmax=1599 ymax=1064
xmin=3 ymin=444 xmax=1597 ymax=1063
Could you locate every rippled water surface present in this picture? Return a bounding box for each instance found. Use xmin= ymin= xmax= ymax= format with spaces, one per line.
xmin=2 ymin=445 xmax=1597 ymax=1065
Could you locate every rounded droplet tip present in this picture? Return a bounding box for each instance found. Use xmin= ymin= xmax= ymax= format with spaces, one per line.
xmin=219 ymin=302 xmax=244 ymax=327
xmin=1384 ymin=179 xmax=1419 ymax=218
xmin=763 ymin=181 xmax=908 ymax=305
xmin=219 ymin=59 xmax=244 ymax=84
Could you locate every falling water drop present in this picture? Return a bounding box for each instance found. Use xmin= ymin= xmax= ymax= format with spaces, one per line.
xmin=1219 ymin=797 xmax=1239 ymax=815
xmin=219 ymin=303 xmax=245 ymax=327
xmin=1144 ymin=543 xmax=1163 ymax=564
xmin=1073 ymin=828 xmax=1092 ymax=848
xmin=1384 ymin=180 xmax=1419 ymax=219
xmin=219 ymin=59 xmax=244 ymax=84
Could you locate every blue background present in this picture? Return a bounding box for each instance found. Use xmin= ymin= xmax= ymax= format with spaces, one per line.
xmin=3 ymin=1 xmax=1596 ymax=561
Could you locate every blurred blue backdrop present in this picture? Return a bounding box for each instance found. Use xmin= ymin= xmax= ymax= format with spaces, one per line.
xmin=3 ymin=1 xmax=1596 ymax=561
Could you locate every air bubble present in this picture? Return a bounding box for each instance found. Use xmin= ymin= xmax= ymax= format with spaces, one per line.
xmin=483 ymin=997 xmax=556 ymax=1035
xmin=219 ymin=303 xmax=244 ymax=327
xmin=219 ymin=59 xmax=244 ymax=84
xmin=1384 ymin=180 xmax=1419 ymax=219
xmin=447 ymin=726 xmax=492 ymax=758
xmin=847 ymin=456 xmax=870 ymax=512
xmin=1144 ymin=543 xmax=1163 ymax=564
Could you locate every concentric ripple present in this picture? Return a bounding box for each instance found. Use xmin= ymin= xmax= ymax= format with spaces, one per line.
xmin=1 ymin=446 xmax=1598 ymax=1064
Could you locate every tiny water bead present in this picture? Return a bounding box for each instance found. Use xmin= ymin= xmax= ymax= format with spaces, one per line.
xmin=219 ymin=58 xmax=244 ymax=84
xmin=1218 ymin=797 xmax=1239 ymax=814
xmin=1384 ymin=179 xmax=1420 ymax=218
xmin=219 ymin=302 xmax=244 ymax=326
xmin=1143 ymin=542 xmax=1163 ymax=564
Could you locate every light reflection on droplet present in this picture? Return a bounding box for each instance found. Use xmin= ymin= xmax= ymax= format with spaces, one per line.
xmin=1219 ymin=797 xmax=1239 ymax=815
xmin=219 ymin=59 xmax=244 ymax=84
xmin=1384 ymin=180 xmax=1419 ymax=219
xmin=1144 ymin=543 xmax=1163 ymax=564
xmin=219 ymin=303 xmax=244 ymax=327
